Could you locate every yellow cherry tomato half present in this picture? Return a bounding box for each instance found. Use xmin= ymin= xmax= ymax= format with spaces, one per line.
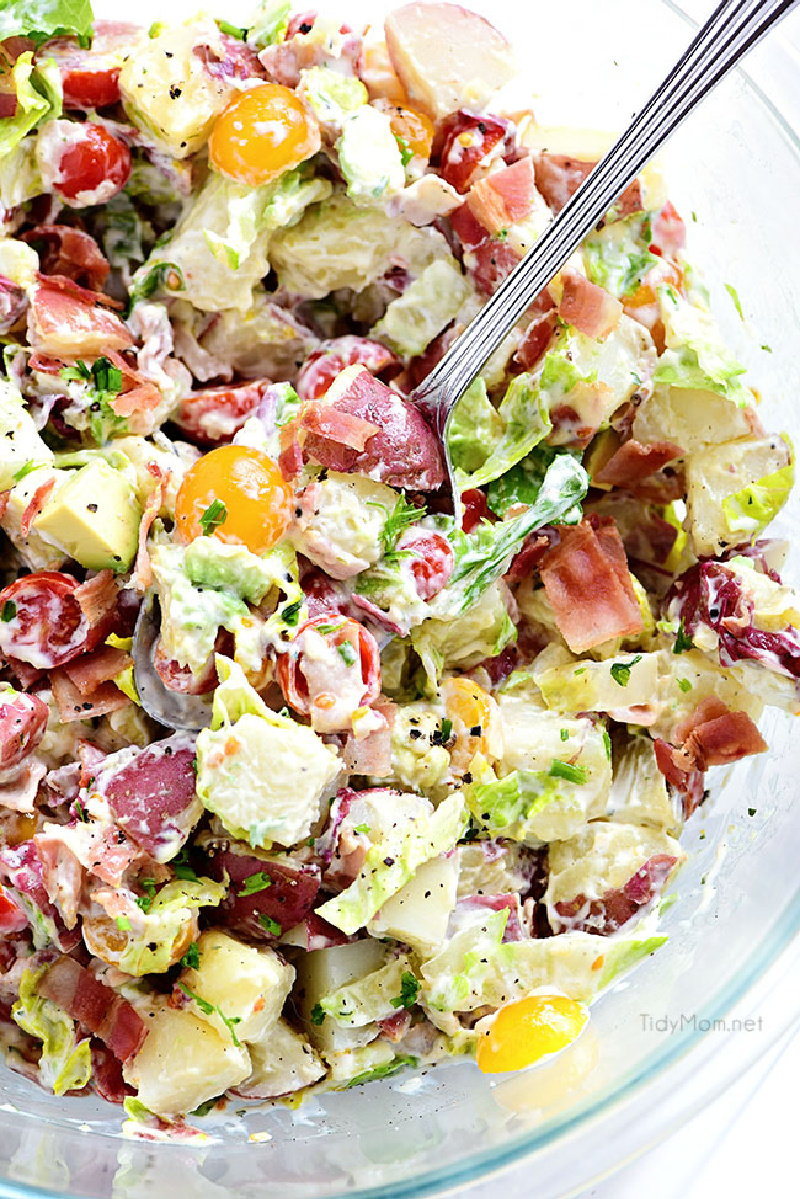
xmin=209 ymin=82 xmax=321 ymax=187
xmin=476 ymin=994 xmax=589 ymax=1075
xmin=175 ymin=445 xmax=292 ymax=554
xmin=388 ymin=105 xmax=434 ymax=161
xmin=443 ymin=676 xmax=495 ymax=774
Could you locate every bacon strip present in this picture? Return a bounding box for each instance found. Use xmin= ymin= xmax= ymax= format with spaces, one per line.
xmin=38 ymin=957 xmax=147 ymax=1061
xmin=534 ymin=153 xmax=643 ymax=218
xmin=28 ymin=281 xmax=132 ymax=358
xmin=300 ymin=400 xmax=381 ymax=451
xmin=674 ymin=696 xmax=767 ymax=771
xmin=50 ymin=669 xmax=129 ymax=723
xmin=558 ymin=271 xmax=622 ymax=340
xmin=20 ymin=478 xmax=55 ymax=536
xmin=62 ymin=645 xmax=132 ymax=696
xmin=594 ymin=439 xmax=683 ymax=487
xmin=74 ymin=570 xmax=118 ymax=627
xmin=22 ymin=227 xmax=110 ymax=292
xmin=466 ymin=156 xmax=539 ymax=234
xmin=539 ymin=518 xmax=643 ymax=653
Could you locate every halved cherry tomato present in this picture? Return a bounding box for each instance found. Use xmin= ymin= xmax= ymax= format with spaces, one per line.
xmin=209 ymin=82 xmax=320 ymax=187
xmin=175 ymin=445 xmax=292 ymax=554
xmin=388 ymin=105 xmax=434 ymax=161
xmin=54 ymin=123 xmax=131 ymax=205
xmin=398 ymin=529 xmax=454 ymax=600
xmin=0 ymin=884 xmax=29 ymax=933
xmin=296 ymin=337 xmax=398 ymax=402
xmin=476 ymin=994 xmax=589 ymax=1074
xmin=173 ymin=379 xmax=274 ymax=447
xmin=277 ymin=613 xmax=380 ymax=732
xmin=0 ymin=572 xmax=105 ymax=669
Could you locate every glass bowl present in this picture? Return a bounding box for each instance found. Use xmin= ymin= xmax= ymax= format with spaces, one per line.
xmin=2 ymin=1 xmax=800 ymax=1195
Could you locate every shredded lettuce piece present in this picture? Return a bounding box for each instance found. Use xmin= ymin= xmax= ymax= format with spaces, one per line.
xmin=455 ymin=372 xmax=552 ymax=490
xmin=0 ymin=0 xmax=93 ymax=44
xmin=721 ymin=456 xmax=794 ymax=538
xmin=12 ymin=969 xmax=92 ymax=1096
xmin=447 ymin=378 xmax=503 ymax=475
xmin=0 ymin=53 xmax=62 ymax=162
xmin=245 ymin=0 xmax=291 ymax=47
xmin=655 ymin=286 xmax=749 ymax=404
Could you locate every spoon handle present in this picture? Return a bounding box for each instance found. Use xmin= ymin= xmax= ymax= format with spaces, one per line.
xmin=418 ymin=0 xmax=799 ymax=408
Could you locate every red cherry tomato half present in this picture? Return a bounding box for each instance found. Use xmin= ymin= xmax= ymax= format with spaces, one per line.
xmin=55 ymin=124 xmax=131 ymax=205
xmin=0 ymin=689 xmax=49 ymax=771
xmin=461 ymin=488 xmax=494 ymax=533
xmin=276 ymin=614 xmax=380 ymax=731
xmin=0 ymin=572 xmax=106 ymax=669
xmin=398 ymin=529 xmax=455 ymax=600
xmin=296 ymin=337 xmax=399 ymax=402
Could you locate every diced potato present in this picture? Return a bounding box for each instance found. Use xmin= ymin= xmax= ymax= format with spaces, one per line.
xmin=632 ymin=385 xmax=755 ymax=453
xmin=119 ymin=20 xmax=236 ymax=157
xmin=123 ymin=1004 xmax=251 ymax=1118
xmin=686 ymin=434 xmax=791 ymax=556
xmin=1 ymin=467 xmax=70 ymax=571
xmin=179 ymin=930 xmax=294 ymax=1043
xmin=368 ymin=853 xmax=459 ymax=953
xmin=235 ymin=1020 xmax=325 ymax=1099
xmin=294 ymin=938 xmax=387 ymax=1054
xmin=384 ymin=3 xmax=516 ymax=120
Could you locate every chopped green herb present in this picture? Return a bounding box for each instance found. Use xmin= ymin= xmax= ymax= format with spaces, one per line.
xmin=344 ymin=1055 xmax=417 ymax=1088
xmin=199 ymin=498 xmax=227 ymax=536
xmin=1 ymin=601 xmax=17 ymax=623
xmin=238 ymin=872 xmax=273 ymax=897
xmin=353 ymin=823 xmax=370 ymax=835
xmin=761 ymin=344 xmax=773 ymax=354
xmin=191 ymin=756 xmax=198 ymax=775
xmin=180 ymin=942 xmax=201 ymax=970
xmin=677 ymin=678 xmax=692 ymax=693
xmin=549 ymin=759 xmax=587 ymax=785
xmin=314 ymin=621 xmax=346 ymax=636
xmin=218 ymin=1009 xmax=243 ymax=1047
xmin=136 ymin=877 xmax=156 ymax=913
xmin=281 ymin=599 xmax=303 ymax=627
xmin=440 ymin=717 xmax=453 ymax=743
xmin=692 ymin=211 xmax=698 ymax=223
xmin=90 ymin=356 xmax=123 ymax=395
xmin=673 ymin=622 xmax=694 ymax=654
xmin=390 ymin=971 xmax=420 ymax=1010
xmin=116 ymin=915 xmax=131 ymax=932
xmin=135 ymin=894 xmax=152 ymax=914
xmin=190 ymin=1097 xmax=220 ymax=1118
xmin=725 ymin=282 xmax=745 ymax=322
xmin=610 ymin=656 xmax=642 ymax=687
xmin=337 ymin=641 xmax=357 ymax=666
xmin=259 ymin=914 xmax=282 ymax=937
xmin=310 ymin=1003 xmax=326 ymax=1026
xmin=173 ymin=848 xmax=198 ymax=882
xmin=378 ymin=496 xmax=424 ymax=559
xmin=178 ymin=982 xmax=214 ymax=1016
xmin=494 ymin=228 xmax=508 ymax=242
xmin=602 ymin=728 xmax=612 ymax=761
xmin=216 ymin=18 xmax=248 ymax=38
xmin=560 ymin=728 xmax=569 ymax=742
xmin=394 ymin=135 xmax=413 ymax=167
xmin=12 ymin=461 xmax=39 ymax=483
xmin=74 ymin=799 xmax=88 ymax=823
xmin=60 ymin=360 xmax=91 ymax=384
xmin=747 ymin=807 xmax=757 ymax=817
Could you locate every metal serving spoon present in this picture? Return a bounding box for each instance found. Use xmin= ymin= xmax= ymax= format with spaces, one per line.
xmin=134 ymin=0 xmax=798 ymax=731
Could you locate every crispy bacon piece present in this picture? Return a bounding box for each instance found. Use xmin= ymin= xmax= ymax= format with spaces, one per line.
xmin=674 ymin=697 xmax=768 ymax=771
xmin=133 ymin=463 xmax=168 ymax=592
xmin=534 ymin=153 xmax=643 ymax=218
xmin=558 ymin=270 xmax=623 ymax=340
xmin=553 ymin=854 xmax=679 ymax=934
xmin=653 ymin=739 xmax=705 ymax=818
xmin=594 ymin=438 xmax=683 ymax=487
xmin=0 ymin=690 xmax=49 ymax=771
xmin=50 ymin=671 xmax=129 ymax=724
xmin=61 ymin=645 xmax=131 ymax=696
xmin=22 ymin=226 xmax=110 ymax=291
xmin=514 ymin=308 xmax=558 ymax=370
xmin=194 ymin=33 xmax=266 ymax=82
xmin=38 ymin=957 xmax=146 ymax=1061
xmin=74 ymin=570 xmax=119 ymax=629
xmin=466 ymin=156 xmax=538 ymax=233
xmin=539 ymin=518 xmax=643 ymax=653
xmin=19 ymin=477 xmax=55 ymax=537
xmin=299 ymin=401 xmax=381 ymax=451
xmin=28 ymin=280 xmax=133 ymax=358
xmin=298 ymin=367 xmax=444 ymax=490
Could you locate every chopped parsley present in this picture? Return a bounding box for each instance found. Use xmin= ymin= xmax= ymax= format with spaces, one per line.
xmin=747 ymin=807 xmax=757 ymax=817
xmin=116 ymin=915 xmax=131 ymax=932
xmin=310 ymin=1003 xmax=326 ymax=1026
xmin=560 ymin=728 xmax=569 ymax=742
xmin=1 ymin=601 xmax=16 ymax=623
xmin=677 ymin=678 xmax=692 ymax=693
xmin=602 ymin=728 xmax=612 ymax=761
xmin=238 ymin=872 xmax=273 ymax=897
xmin=439 ymin=717 xmax=453 ymax=744
xmin=199 ymin=498 xmax=227 ymax=536
xmin=12 ymin=461 xmax=39 ymax=483
xmin=178 ymin=983 xmax=242 ymax=1046
xmin=610 ymin=656 xmax=642 ymax=687
xmin=173 ymin=847 xmax=198 ymax=882
xmin=394 ymin=135 xmax=413 ymax=167
xmin=180 ymin=942 xmax=201 ymax=970
xmin=353 ymin=823 xmax=370 ymax=835
xmin=135 ymin=877 xmax=157 ymax=913
xmin=90 ymin=356 xmax=123 ymax=395
xmin=74 ymin=799 xmax=88 ymax=823
xmin=337 ymin=640 xmax=357 ymax=666
xmin=549 ymin=760 xmax=587 ymax=785
xmin=259 ymin=914 xmax=282 ymax=937
xmin=673 ymin=622 xmax=694 ymax=654
xmin=281 ymin=599 xmax=303 ymax=627
xmin=390 ymin=971 xmax=420 ymax=1010
xmin=314 ymin=621 xmax=346 ymax=635
xmin=378 ymin=496 xmax=424 ymax=561
xmin=216 ymin=18 xmax=247 ymax=38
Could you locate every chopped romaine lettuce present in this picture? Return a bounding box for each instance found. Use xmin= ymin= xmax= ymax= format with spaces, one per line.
xmin=447 ymin=378 xmax=503 ymax=475
xmin=298 ymin=66 xmax=368 ymax=130
xmin=337 ymin=105 xmax=406 ymax=205
xmin=371 ymin=257 xmax=470 ymax=357
xmin=721 ymin=446 xmax=794 ymax=539
xmin=320 ymin=955 xmax=415 ymax=1026
xmin=412 ymin=582 xmax=516 ymax=692
xmin=0 ymin=0 xmax=93 ymax=43
xmin=12 ymin=968 xmax=92 ymax=1096
xmin=655 ymin=286 xmax=749 ymax=404
xmin=114 ymin=879 xmax=226 ymax=976
xmin=245 ymin=0 xmax=291 ymax=46
xmin=582 ymin=213 xmax=660 ymax=299
xmin=456 ymin=372 xmax=552 ymax=490
xmin=0 ymin=53 xmax=61 ymax=162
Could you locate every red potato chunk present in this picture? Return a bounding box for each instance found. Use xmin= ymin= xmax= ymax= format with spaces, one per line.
xmin=384 ymin=3 xmax=516 ymax=120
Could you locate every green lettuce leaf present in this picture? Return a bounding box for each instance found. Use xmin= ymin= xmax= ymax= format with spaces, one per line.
xmin=12 ymin=968 xmax=92 ymax=1095
xmin=456 ymin=372 xmax=552 ymax=490
xmin=721 ymin=457 xmax=794 ymax=538
xmin=655 ymin=286 xmax=748 ymax=404
xmin=583 ymin=213 xmax=660 ymax=299
xmin=116 ymin=879 xmax=226 ymax=976
xmin=0 ymin=53 xmax=62 ymax=162
xmin=447 ymin=378 xmax=504 ymax=475
xmin=320 ymin=956 xmax=415 ymax=1027
xmin=316 ymin=791 xmax=467 ymax=935
xmin=0 ymin=0 xmax=93 ymax=44
xmin=371 ymin=257 xmax=470 ymax=357
xmin=298 ymin=66 xmax=368 ymax=127
xmin=246 ymin=0 xmax=291 ymax=47
xmin=484 ymin=445 xmax=581 ymax=517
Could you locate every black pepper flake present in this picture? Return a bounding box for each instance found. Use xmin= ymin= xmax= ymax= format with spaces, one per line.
xmin=478 ymin=121 xmax=487 ymax=133
xmin=469 ymin=725 xmax=482 ymax=736
xmin=86 ymin=503 xmax=98 ymax=513
xmin=383 ymin=856 xmax=395 ymax=867
xmin=165 ymin=50 xmax=173 ymax=57
xmin=298 ymin=21 xmax=313 ymax=32
xmin=169 ymin=84 xmax=182 ymax=98
xmin=409 ymin=728 xmax=422 ymax=740
xmin=424 ymin=890 xmax=431 ymax=899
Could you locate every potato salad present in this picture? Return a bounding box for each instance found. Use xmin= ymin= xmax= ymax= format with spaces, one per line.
xmin=0 ymin=0 xmax=795 ymax=1126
